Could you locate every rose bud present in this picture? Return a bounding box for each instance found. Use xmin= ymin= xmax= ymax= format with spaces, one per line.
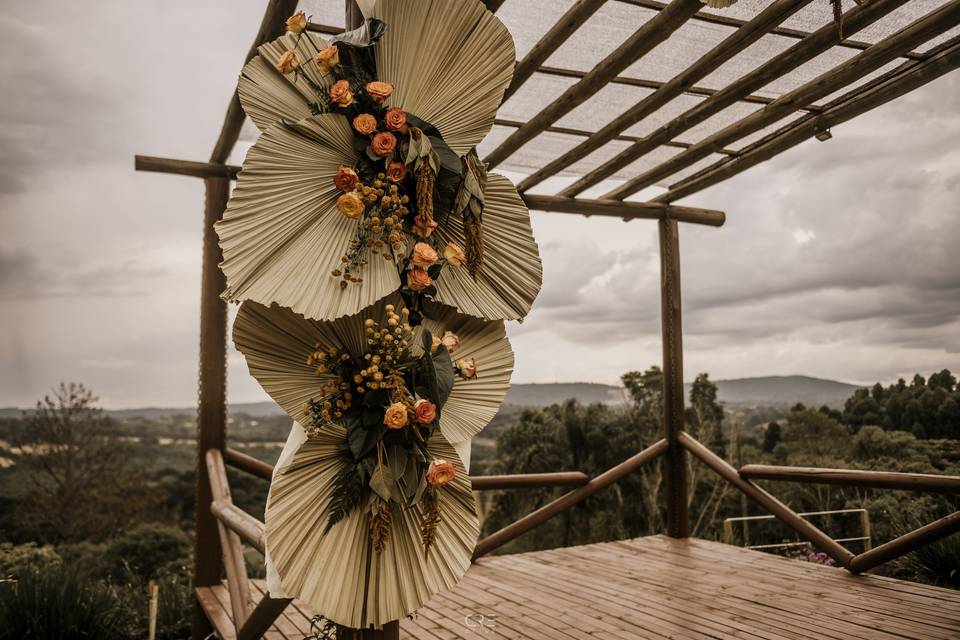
xmin=336 ymin=192 xmax=365 ymax=219
xmin=427 ymin=459 xmax=456 ymax=486
xmin=441 ymin=331 xmax=460 ymax=352
xmin=352 ymin=113 xmax=377 ymax=136
xmin=386 ymin=161 xmax=407 ymax=183
xmin=411 ymin=242 xmax=438 ymax=267
xmin=366 ymin=81 xmax=394 ymax=103
xmin=286 ymin=11 xmax=308 ymax=34
xmin=412 ymin=213 xmax=438 ymax=238
xmin=329 ymin=79 xmax=353 ymax=107
xmin=407 ymin=267 xmax=432 ymax=291
xmin=313 ymin=45 xmax=339 ymax=72
xmin=383 ymin=402 xmax=409 ymax=429
xmin=370 ymin=131 xmax=397 ymax=157
xmin=456 ymin=357 xmax=478 ymax=380
xmin=276 ymin=50 xmax=300 ymax=75
xmin=333 ymin=165 xmax=359 ymax=191
xmin=442 ymin=242 xmax=466 ymax=267
xmin=414 ymin=399 xmax=437 ymax=424
xmin=384 ymin=107 xmax=407 ymax=133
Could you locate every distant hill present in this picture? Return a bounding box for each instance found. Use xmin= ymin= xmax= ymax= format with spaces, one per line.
xmin=0 ymin=376 xmax=863 ymax=419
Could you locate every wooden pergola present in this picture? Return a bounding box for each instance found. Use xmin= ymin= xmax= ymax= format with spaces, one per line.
xmin=136 ymin=1 xmax=960 ymax=638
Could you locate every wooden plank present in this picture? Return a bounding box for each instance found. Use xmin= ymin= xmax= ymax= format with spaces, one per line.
xmin=209 ymin=0 xmax=300 ymax=164
xmin=520 ymin=194 xmax=726 ymax=226
xmin=196 ymin=586 xmax=238 ymax=640
xmin=658 ymin=36 xmax=960 ymax=202
xmin=604 ymin=0 xmax=960 ymax=199
xmin=483 ymin=0 xmax=703 ymax=169
xmin=206 ymin=449 xmax=253 ymax=627
xmin=738 ymin=464 xmax=960 ymax=494
xmin=561 ymin=0 xmax=911 ymax=197
xmin=470 ymin=471 xmax=589 ymax=490
xmin=516 ymin=0 xmax=813 ymax=192
xmin=210 ymin=500 xmax=267 ymax=555
xmin=238 ymin=594 xmax=295 ymax=640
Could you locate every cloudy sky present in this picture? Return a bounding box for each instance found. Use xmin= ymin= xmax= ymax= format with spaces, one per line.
xmin=1 ymin=1 xmax=958 ymax=408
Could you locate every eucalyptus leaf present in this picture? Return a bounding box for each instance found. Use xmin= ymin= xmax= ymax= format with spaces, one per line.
xmin=370 ymin=464 xmax=394 ymax=502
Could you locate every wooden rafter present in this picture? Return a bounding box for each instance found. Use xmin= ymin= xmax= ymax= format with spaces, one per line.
xmin=604 ymin=0 xmax=960 ymax=200
xmin=483 ymin=0 xmax=704 ymax=169
xmin=559 ymin=0 xmax=913 ymax=197
xmin=657 ymin=36 xmax=960 ymax=202
xmin=516 ymin=0 xmax=815 ymax=193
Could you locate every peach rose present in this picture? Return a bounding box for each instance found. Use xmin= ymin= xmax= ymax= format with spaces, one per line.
xmin=329 ymin=79 xmax=353 ymax=107
xmin=407 ymin=267 xmax=432 ymax=291
xmin=442 ymin=242 xmax=466 ymax=267
xmin=366 ymin=81 xmax=394 ymax=103
xmin=386 ymin=161 xmax=406 ymax=183
xmin=414 ymin=399 xmax=437 ymax=424
xmin=352 ymin=113 xmax=377 ymax=136
xmin=336 ymin=192 xmax=365 ymax=219
xmin=286 ymin=11 xmax=307 ymax=34
xmin=412 ymin=214 xmax=438 ymax=238
xmin=411 ymin=242 xmax=438 ymax=267
xmin=427 ymin=459 xmax=456 ymax=486
xmin=313 ymin=45 xmax=339 ymax=72
xmin=334 ymin=165 xmax=359 ymax=191
xmin=384 ymin=402 xmax=408 ymax=429
xmin=384 ymin=107 xmax=407 ymax=133
xmin=276 ymin=50 xmax=300 ymax=75
xmin=456 ymin=357 xmax=477 ymax=380
xmin=441 ymin=331 xmax=461 ymax=352
xmin=370 ymin=132 xmax=397 ymax=158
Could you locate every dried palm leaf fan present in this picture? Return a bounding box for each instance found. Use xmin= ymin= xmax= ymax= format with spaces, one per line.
xmin=232 ymin=294 xmax=504 ymax=627
xmin=217 ymin=0 xmax=542 ymax=323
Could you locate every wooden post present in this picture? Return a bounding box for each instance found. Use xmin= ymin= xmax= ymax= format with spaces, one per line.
xmin=191 ymin=177 xmax=230 ymax=639
xmin=659 ymin=218 xmax=689 ymax=538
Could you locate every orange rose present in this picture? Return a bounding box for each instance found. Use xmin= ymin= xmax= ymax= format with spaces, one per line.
xmin=384 ymin=402 xmax=408 ymax=429
xmin=384 ymin=107 xmax=407 ymax=133
xmin=442 ymin=242 xmax=466 ymax=267
xmin=286 ymin=11 xmax=307 ymax=34
xmin=414 ymin=399 xmax=436 ymax=424
xmin=441 ymin=331 xmax=460 ymax=352
xmin=336 ymin=192 xmax=365 ymax=219
xmin=412 ymin=214 xmax=438 ymax=238
xmin=407 ymin=267 xmax=432 ymax=291
xmin=366 ymin=81 xmax=394 ymax=103
xmin=276 ymin=50 xmax=299 ymax=75
xmin=456 ymin=357 xmax=477 ymax=380
xmin=370 ymin=132 xmax=397 ymax=158
xmin=386 ymin=161 xmax=406 ymax=183
xmin=329 ymin=79 xmax=353 ymax=107
xmin=411 ymin=242 xmax=438 ymax=267
xmin=313 ymin=45 xmax=339 ymax=72
xmin=352 ymin=113 xmax=377 ymax=136
xmin=427 ymin=459 xmax=456 ymax=486
xmin=334 ymin=165 xmax=359 ymax=191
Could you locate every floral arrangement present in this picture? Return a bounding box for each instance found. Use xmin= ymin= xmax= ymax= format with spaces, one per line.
xmin=299 ymin=302 xmax=475 ymax=554
xmin=272 ymin=13 xmax=483 ymax=323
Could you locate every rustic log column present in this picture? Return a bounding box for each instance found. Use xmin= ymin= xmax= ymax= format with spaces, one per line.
xmin=191 ymin=176 xmax=230 ymax=639
xmin=659 ymin=218 xmax=689 ymax=537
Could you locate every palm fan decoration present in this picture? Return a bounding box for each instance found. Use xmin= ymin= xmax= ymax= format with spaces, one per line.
xmin=232 ymin=294 xmax=502 ymax=627
xmin=216 ymin=0 xmax=542 ymax=323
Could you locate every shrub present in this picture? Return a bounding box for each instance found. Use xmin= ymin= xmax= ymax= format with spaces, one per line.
xmin=0 ymin=542 xmax=62 ymax=579
xmin=0 ymin=567 xmax=129 ymax=640
xmin=103 ymin=523 xmax=191 ymax=582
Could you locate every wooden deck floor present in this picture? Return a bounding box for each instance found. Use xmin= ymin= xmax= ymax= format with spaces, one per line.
xmin=198 ymin=535 xmax=960 ymax=639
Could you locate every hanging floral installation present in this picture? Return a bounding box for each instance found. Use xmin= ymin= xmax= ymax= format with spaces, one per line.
xmin=216 ymin=0 xmax=542 ymax=323
xmin=232 ymin=294 xmax=512 ymax=627
xmin=219 ymin=0 xmax=539 ymax=630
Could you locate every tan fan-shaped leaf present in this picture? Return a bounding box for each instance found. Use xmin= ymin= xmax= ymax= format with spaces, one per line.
xmin=432 ymin=173 xmax=543 ymax=320
xmin=216 ymin=114 xmax=401 ymax=321
xmin=266 ymin=423 xmax=478 ymax=628
xmin=239 ymin=33 xmax=333 ymax=132
xmin=232 ymin=293 xmax=513 ymax=445
xmin=372 ymin=0 xmax=515 ymax=156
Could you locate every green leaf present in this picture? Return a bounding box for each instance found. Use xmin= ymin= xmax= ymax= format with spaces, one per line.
xmin=432 ymin=347 xmax=455 ymax=407
xmin=369 ymin=464 xmax=394 ymax=502
xmin=420 ymin=329 xmax=433 ymax=354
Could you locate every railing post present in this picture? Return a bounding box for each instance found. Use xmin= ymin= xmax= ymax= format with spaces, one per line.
xmin=659 ymin=217 xmax=689 ymax=537
xmin=192 ymin=176 xmax=231 ymax=639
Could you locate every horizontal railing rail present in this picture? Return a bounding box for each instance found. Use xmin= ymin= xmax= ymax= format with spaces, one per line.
xmin=723 ymin=508 xmax=873 ymax=552
xmin=739 ymin=464 xmax=960 ymax=493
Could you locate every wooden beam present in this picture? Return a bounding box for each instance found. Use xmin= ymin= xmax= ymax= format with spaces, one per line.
xmin=224 ymin=447 xmax=274 ymax=481
xmin=604 ymin=0 xmax=960 ymax=199
xmin=209 ymin=0 xmax=299 ymax=164
xmin=679 ymin=432 xmax=856 ymax=568
xmin=739 ymin=464 xmax=960 ymax=494
xmin=473 ymin=439 xmax=668 ymax=558
xmin=237 ymin=595 xmax=293 ymax=640
xmin=503 ymin=0 xmax=610 ymax=101
xmin=483 ymin=0 xmax=703 ymax=170
xmin=617 ymin=0 xmax=926 ymax=60
xmin=516 ymin=0 xmax=812 ymax=192
xmin=192 ymin=176 xmax=231 ymax=640
xmin=211 ymin=500 xmax=267 ymax=555
xmin=137 ymin=155 xmax=238 ymax=180
xmin=134 ymin=156 xmax=727 ymax=226
xmin=521 ymin=194 xmax=725 ymax=226
xmin=471 ymin=472 xmax=590 ymax=490
xmin=658 ymin=36 xmax=960 ymax=202
xmin=482 ymin=0 xmax=508 ymax=12
xmin=206 ymin=449 xmax=253 ymax=629
xmin=659 ymin=218 xmax=687 ymax=538
xmin=849 ymin=510 xmax=960 ymax=574
xmin=562 ymin=0 xmax=912 ymax=197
